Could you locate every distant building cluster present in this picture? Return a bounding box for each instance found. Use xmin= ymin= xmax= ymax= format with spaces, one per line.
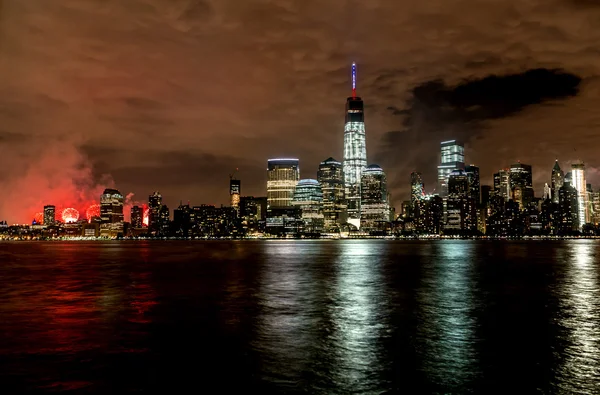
xmin=400 ymin=140 xmax=600 ymax=237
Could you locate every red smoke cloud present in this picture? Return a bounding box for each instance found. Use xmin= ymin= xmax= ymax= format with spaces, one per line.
xmin=0 ymin=141 xmax=117 ymax=224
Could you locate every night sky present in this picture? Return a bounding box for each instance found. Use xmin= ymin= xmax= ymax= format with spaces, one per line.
xmin=0 ymin=0 xmax=598 ymax=223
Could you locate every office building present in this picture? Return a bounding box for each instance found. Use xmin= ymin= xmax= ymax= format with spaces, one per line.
xmin=239 ymin=196 xmax=267 ymax=233
xmin=317 ymin=158 xmax=347 ymax=230
xmin=100 ymin=188 xmax=124 ymax=237
xmin=131 ymin=206 xmax=143 ymax=228
xmin=551 ymin=160 xmax=564 ymax=204
xmin=173 ymin=204 xmax=191 ymax=237
xmin=493 ymin=169 xmax=511 ymax=201
xmin=343 ymin=63 xmax=367 ymax=227
xmin=410 ymin=172 xmax=424 ymax=205
xmin=266 ymin=158 xmax=300 ymax=208
xmin=230 ymin=178 xmax=241 ymax=211
xmin=510 ymin=163 xmax=534 ymax=208
xmin=571 ymin=161 xmax=588 ymax=229
xmin=558 ymin=183 xmax=579 ymax=233
xmin=360 ymin=165 xmax=389 ymax=231
xmin=148 ymin=191 xmax=162 ymax=234
xmin=43 ymin=205 xmax=56 ymax=227
xmin=292 ymin=179 xmax=324 ymax=232
xmin=465 ymin=165 xmax=480 ymax=204
xmin=446 ymin=169 xmax=477 ymax=232
xmin=437 ymin=140 xmax=465 ymax=196
xmin=543 ymin=183 xmax=552 ymax=201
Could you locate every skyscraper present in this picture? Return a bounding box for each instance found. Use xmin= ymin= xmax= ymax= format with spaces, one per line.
xmin=317 ymin=157 xmax=347 ymax=230
xmin=493 ymin=169 xmax=511 ymax=201
xmin=446 ymin=169 xmax=476 ymax=231
xmin=43 ymin=205 xmax=56 ymax=226
xmin=343 ymin=63 xmax=367 ymax=228
xmin=510 ymin=163 xmax=534 ymax=208
xmin=360 ymin=165 xmax=389 ymax=231
xmin=571 ymin=161 xmax=588 ymax=229
xmin=410 ymin=172 xmax=424 ymax=205
xmin=465 ymin=165 xmax=481 ymax=204
xmin=266 ymin=158 xmax=300 ymax=208
xmin=148 ymin=191 xmax=162 ymax=234
xmin=292 ymin=179 xmax=324 ymax=232
xmin=230 ymin=178 xmax=241 ymax=211
xmin=543 ymin=183 xmax=552 ymax=201
xmin=558 ymin=183 xmax=579 ymax=233
xmin=437 ymin=140 xmax=465 ymax=196
xmin=551 ymin=160 xmax=564 ymax=204
xmin=100 ymin=188 xmax=124 ymax=237
xmin=131 ymin=206 xmax=143 ymax=228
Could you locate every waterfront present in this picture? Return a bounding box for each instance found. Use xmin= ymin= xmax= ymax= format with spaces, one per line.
xmin=1 ymin=240 xmax=599 ymax=393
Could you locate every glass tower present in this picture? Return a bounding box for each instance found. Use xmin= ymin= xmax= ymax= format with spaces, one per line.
xmin=360 ymin=164 xmax=389 ymax=231
xmin=317 ymin=157 xmax=347 ymax=230
xmin=571 ymin=161 xmax=588 ymax=229
xmin=343 ymin=63 xmax=367 ymax=228
xmin=437 ymin=140 xmax=465 ymax=196
xmin=292 ymin=179 xmax=324 ymax=232
xmin=267 ymin=158 xmax=300 ymax=208
xmin=100 ymin=188 xmax=124 ymax=237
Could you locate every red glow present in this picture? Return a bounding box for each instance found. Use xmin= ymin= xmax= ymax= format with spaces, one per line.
xmin=34 ymin=212 xmax=44 ymax=224
xmin=86 ymin=204 xmax=100 ymax=223
xmin=61 ymin=208 xmax=80 ymax=223
xmin=142 ymin=204 xmax=149 ymax=227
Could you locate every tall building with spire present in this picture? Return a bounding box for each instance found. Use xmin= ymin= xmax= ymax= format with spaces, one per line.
xmin=551 ymin=160 xmax=563 ymax=204
xmin=343 ymin=62 xmax=367 ymax=229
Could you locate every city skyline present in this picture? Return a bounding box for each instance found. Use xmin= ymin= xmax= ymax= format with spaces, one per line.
xmin=2 ymin=1 xmax=600 ymax=223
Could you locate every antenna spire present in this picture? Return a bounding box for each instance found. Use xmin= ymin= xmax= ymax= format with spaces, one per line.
xmin=352 ymin=62 xmax=357 ymax=98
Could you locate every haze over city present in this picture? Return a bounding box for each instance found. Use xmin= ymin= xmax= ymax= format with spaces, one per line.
xmin=1 ymin=0 xmax=600 ymax=224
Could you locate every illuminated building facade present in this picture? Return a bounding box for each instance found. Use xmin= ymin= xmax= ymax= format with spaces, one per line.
xmin=360 ymin=165 xmax=389 ymax=231
xmin=551 ymin=160 xmax=563 ymax=204
xmin=100 ymin=188 xmax=124 ymax=237
xmin=148 ymin=191 xmax=162 ymax=234
xmin=437 ymin=140 xmax=465 ymax=196
xmin=343 ymin=63 xmax=367 ymax=228
xmin=267 ymin=159 xmax=299 ymax=208
xmin=510 ymin=163 xmax=534 ymax=208
xmin=543 ymin=183 xmax=552 ymax=201
xmin=131 ymin=206 xmax=143 ymax=228
xmin=465 ymin=165 xmax=480 ymax=204
xmin=410 ymin=172 xmax=424 ymax=205
xmin=493 ymin=169 xmax=511 ymax=201
xmin=292 ymin=179 xmax=324 ymax=232
xmin=43 ymin=205 xmax=56 ymax=226
xmin=558 ymin=183 xmax=579 ymax=233
xmin=446 ymin=169 xmax=477 ymax=232
xmin=239 ymin=196 xmax=267 ymax=233
xmin=571 ymin=161 xmax=588 ymax=229
xmin=317 ymin=157 xmax=347 ymax=230
xmin=230 ymin=178 xmax=241 ymax=211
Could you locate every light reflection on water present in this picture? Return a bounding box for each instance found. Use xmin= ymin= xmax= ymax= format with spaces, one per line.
xmin=1 ymin=240 xmax=600 ymax=393
xmin=555 ymin=241 xmax=600 ymax=393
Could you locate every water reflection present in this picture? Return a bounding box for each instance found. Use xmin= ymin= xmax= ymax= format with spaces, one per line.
xmin=555 ymin=241 xmax=600 ymax=393
xmin=416 ymin=241 xmax=480 ymax=391
xmin=256 ymin=241 xmax=322 ymax=388
xmin=329 ymin=241 xmax=389 ymax=392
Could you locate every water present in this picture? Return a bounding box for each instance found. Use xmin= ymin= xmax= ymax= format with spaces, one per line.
xmin=0 ymin=240 xmax=599 ymax=394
